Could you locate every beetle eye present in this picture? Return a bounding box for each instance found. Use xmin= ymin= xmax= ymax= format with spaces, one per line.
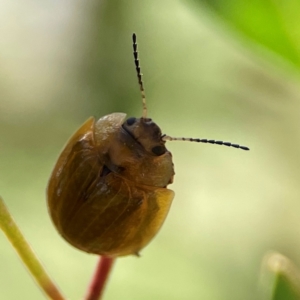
xmin=126 ymin=117 xmax=136 ymax=126
xmin=152 ymin=145 xmax=166 ymax=156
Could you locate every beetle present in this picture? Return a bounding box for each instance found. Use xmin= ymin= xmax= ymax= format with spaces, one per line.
xmin=47 ymin=34 xmax=249 ymax=257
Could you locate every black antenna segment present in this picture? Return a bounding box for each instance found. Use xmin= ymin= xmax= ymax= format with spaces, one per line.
xmin=132 ymin=33 xmax=147 ymax=118
xmin=162 ymin=135 xmax=250 ymax=151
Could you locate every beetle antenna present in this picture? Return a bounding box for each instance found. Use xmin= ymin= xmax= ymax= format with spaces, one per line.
xmin=132 ymin=33 xmax=147 ymax=119
xmin=162 ymin=135 xmax=250 ymax=151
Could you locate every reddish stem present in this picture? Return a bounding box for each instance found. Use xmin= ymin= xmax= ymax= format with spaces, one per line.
xmin=84 ymin=256 xmax=115 ymax=300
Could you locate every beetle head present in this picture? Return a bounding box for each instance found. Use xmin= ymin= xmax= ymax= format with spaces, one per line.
xmin=122 ymin=117 xmax=166 ymax=156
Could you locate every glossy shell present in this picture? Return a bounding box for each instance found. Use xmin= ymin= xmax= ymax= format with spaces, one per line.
xmin=47 ymin=113 xmax=175 ymax=257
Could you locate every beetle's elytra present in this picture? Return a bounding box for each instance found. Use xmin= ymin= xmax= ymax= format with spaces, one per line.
xmin=47 ymin=34 xmax=249 ymax=257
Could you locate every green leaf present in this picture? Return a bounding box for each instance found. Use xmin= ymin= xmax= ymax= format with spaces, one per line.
xmin=190 ymin=0 xmax=300 ymax=69
xmin=266 ymin=253 xmax=300 ymax=300
xmin=273 ymin=274 xmax=299 ymax=300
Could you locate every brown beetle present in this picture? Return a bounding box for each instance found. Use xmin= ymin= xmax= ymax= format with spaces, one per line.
xmin=47 ymin=34 xmax=249 ymax=257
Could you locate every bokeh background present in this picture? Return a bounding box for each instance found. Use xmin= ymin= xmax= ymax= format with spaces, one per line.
xmin=1 ymin=0 xmax=300 ymax=299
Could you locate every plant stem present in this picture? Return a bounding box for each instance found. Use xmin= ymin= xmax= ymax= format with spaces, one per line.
xmin=84 ymin=256 xmax=115 ymax=300
xmin=0 ymin=196 xmax=65 ymax=300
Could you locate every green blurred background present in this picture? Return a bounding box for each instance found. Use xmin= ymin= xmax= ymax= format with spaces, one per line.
xmin=1 ymin=0 xmax=300 ymax=299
